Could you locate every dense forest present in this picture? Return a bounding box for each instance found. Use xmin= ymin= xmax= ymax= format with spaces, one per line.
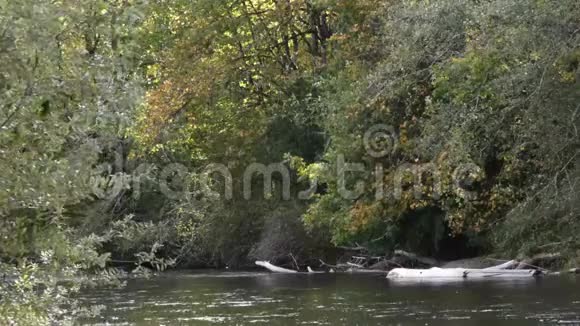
xmin=1 ymin=0 xmax=579 ymax=323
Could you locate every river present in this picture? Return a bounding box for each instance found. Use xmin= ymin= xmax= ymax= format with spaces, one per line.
xmin=79 ymin=272 xmax=580 ymax=325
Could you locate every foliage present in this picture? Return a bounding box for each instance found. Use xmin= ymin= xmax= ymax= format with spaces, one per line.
xmin=1 ymin=0 xmax=579 ymax=322
xmin=298 ymin=0 xmax=579 ymax=257
xmin=0 ymin=233 xmax=113 ymax=325
xmin=0 ymin=0 xmax=151 ymax=324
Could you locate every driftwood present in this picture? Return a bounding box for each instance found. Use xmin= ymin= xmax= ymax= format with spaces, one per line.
xmin=319 ymin=259 xmax=352 ymax=271
xmin=346 ymin=268 xmax=385 ymax=273
xmin=256 ymin=261 xmax=329 ymax=274
xmin=483 ymin=260 xmax=518 ymax=270
xmin=320 ymin=257 xmax=381 ymax=272
xmin=387 ymin=268 xmax=542 ymax=279
xmin=255 ymin=261 xmax=298 ymax=273
xmin=257 ymin=250 xmax=559 ymax=277
xmin=387 ymin=260 xmax=543 ymax=280
xmin=516 ymin=253 xmax=563 ymax=270
xmin=256 ymin=254 xmax=559 ymax=278
xmin=256 ymin=260 xmax=385 ymax=274
xmin=289 ymin=253 xmax=300 ymax=271
xmin=346 ymin=262 xmax=364 ymax=269
xmin=307 ymin=266 xmax=324 ymax=273
xmin=323 ymin=250 xmax=437 ymax=272
xmin=318 ymin=259 xmax=339 ymax=269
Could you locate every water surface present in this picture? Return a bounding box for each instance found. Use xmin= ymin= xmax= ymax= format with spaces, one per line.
xmin=80 ymin=271 xmax=580 ymax=325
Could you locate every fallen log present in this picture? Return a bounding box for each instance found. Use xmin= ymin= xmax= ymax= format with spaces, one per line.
xmin=387 ymin=260 xmax=543 ymax=280
xmin=483 ymin=260 xmax=518 ymax=270
xmin=346 ymin=262 xmax=365 ymax=269
xmin=516 ymin=253 xmax=562 ymax=270
xmin=319 ymin=259 xmax=339 ymax=269
xmin=346 ymin=268 xmax=386 ymax=274
xmin=387 ymin=267 xmax=542 ymax=279
xmin=307 ymin=266 xmax=324 ymax=274
xmin=319 ymin=259 xmax=355 ymax=271
xmin=255 ymin=261 xmax=298 ymax=273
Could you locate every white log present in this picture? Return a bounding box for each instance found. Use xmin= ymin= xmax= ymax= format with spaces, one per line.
xmin=346 ymin=262 xmax=364 ymax=268
xmin=387 ymin=267 xmax=540 ymax=279
xmin=255 ymin=261 xmax=298 ymax=273
xmin=465 ymin=269 xmax=540 ymax=278
xmin=483 ymin=260 xmax=519 ymax=270
xmin=307 ymin=266 xmax=324 ymax=273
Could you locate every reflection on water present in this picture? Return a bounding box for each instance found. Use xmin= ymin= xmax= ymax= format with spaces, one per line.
xmin=79 ymin=272 xmax=580 ymax=325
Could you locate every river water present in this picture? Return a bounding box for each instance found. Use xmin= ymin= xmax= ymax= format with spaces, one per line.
xmin=80 ymin=271 xmax=580 ymax=325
